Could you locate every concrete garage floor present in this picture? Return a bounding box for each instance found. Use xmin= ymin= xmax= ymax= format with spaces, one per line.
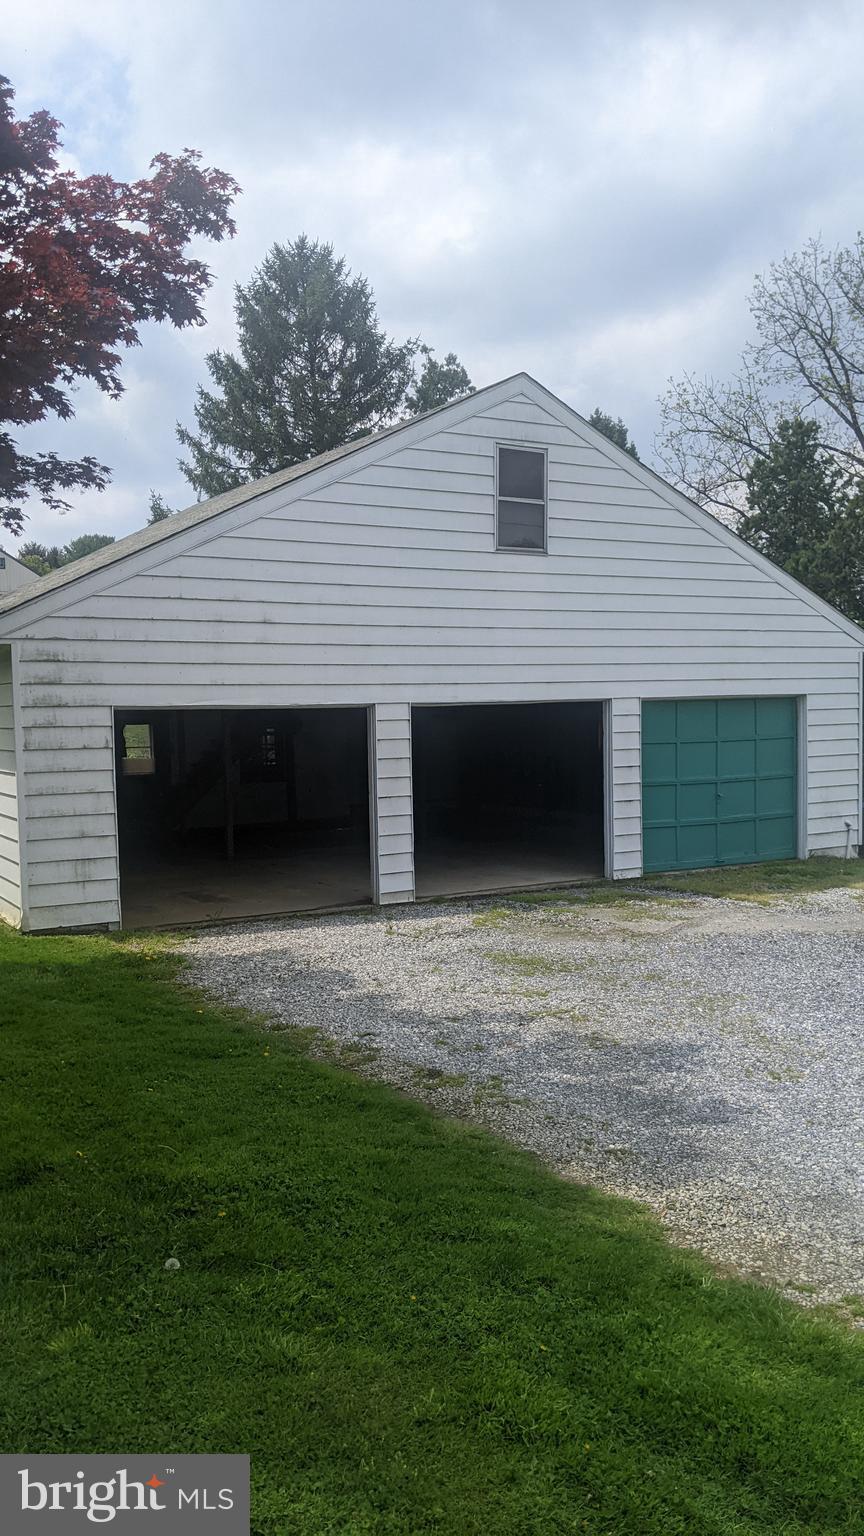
xmin=120 ymin=846 xmax=372 ymax=928
xmin=121 ymin=834 xmax=603 ymax=927
xmin=414 ymin=835 xmax=604 ymax=899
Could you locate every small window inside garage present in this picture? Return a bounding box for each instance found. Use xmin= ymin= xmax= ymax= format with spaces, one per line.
xmin=412 ymin=701 xmax=605 ymax=898
xmin=120 ymin=722 xmax=155 ymax=775
xmin=114 ymin=707 xmax=371 ymax=927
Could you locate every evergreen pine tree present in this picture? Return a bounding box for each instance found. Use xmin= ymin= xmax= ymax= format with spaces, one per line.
xmin=740 ymin=417 xmax=864 ymax=624
xmin=147 ymin=491 xmax=175 ymax=523
xmin=588 ymin=407 xmax=639 ymax=459
xmin=178 ymin=237 xmax=471 ymax=497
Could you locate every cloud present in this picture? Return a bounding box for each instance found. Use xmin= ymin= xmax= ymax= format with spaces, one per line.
xmin=5 ymin=0 xmax=864 ymax=544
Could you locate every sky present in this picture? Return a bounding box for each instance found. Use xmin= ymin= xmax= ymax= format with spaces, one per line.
xmin=5 ymin=0 xmax=864 ymax=550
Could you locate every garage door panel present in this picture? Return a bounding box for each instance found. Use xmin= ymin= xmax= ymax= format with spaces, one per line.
xmin=678 ymin=822 xmax=717 ymax=866
xmin=678 ymin=740 xmax=716 ymax=780
xmin=677 ymin=700 xmax=717 ymax=741
xmin=717 ymin=698 xmax=756 ymax=739
xmin=718 ymin=779 xmax=756 ymax=819
xmin=757 ymin=735 xmax=796 ymax=775
xmin=757 ymin=815 xmax=796 ymax=858
xmin=643 ymin=824 xmax=678 ymax=869
xmin=643 ymin=742 xmax=676 ymax=781
xmin=642 ymin=697 xmax=797 ymax=872
xmin=642 ymin=701 xmax=676 ymax=742
xmin=757 ymin=698 xmax=797 ymax=737
xmin=718 ymin=737 xmax=755 ymax=778
xmin=757 ymin=776 xmax=796 ymax=816
xmin=643 ymin=783 xmax=676 ymax=822
xmin=718 ymin=818 xmax=757 ymax=863
xmin=679 ymin=782 xmax=716 ymax=821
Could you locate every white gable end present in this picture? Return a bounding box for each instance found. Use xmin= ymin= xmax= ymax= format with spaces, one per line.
xmin=17 ymin=380 xmax=859 ymax=689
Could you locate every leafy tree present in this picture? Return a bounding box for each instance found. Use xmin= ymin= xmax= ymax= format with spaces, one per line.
xmin=0 ymin=74 xmax=238 ymax=535
xmin=740 ymin=417 xmax=864 ymax=624
xmin=61 ymin=533 xmax=115 ymax=562
xmin=587 ymin=407 xmax=639 ymax=459
xmin=657 ymin=234 xmax=864 ymax=514
xmin=17 ymin=541 xmax=62 ymax=575
xmin=178 ymin=237 xmax=471 ymax=498
xmin=405 ymin=346 xmax=472 ymax=416
xmin=147 ymin=491 xmax=175 ymax=524
xmin=17 ymin=532 xmax=114 ymax=575
xmin=824 ymin=482 xmax=864 ymax=625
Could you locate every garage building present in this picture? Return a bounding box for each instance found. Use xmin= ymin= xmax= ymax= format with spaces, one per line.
xmin=0 ymin=373 xmax=861 ymax=931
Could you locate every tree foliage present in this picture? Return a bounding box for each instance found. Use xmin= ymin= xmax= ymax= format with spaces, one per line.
xmin=587 ymin=407 xmax=639 ymax=459
xmin=405 ymin=346 xmax=472 ymax=416
xmin=739 ymin=418 xmax=864 ymax=625
xmin=17 ymin=541 xmax=63 ymax=574
xmin=657 ymin=235 xmax=864 ymax=514
xmin=147 ymin=491 xmax=175 ymax=524
xmin=17 ymin=532 xmax=114 ymax=575
xmin=178 ymin=237 xmax=472 ymax=498
xmin=0 ymin=74 xmax=239 ymax=534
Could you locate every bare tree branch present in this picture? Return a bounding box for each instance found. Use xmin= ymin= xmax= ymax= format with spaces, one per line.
xmin=657 ymin=233 xmax=864 ymax=514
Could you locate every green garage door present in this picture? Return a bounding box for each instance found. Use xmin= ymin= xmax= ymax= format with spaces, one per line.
xmin=642 ymin=698 xmax=798 ymax=872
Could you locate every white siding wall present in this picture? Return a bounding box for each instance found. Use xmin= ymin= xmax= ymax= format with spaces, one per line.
xmin=371 ymin=703 xmax=414 ymax=903
xmin=19 ymin=699 xmax=118 ymax=932
xmin=805 ymin=682 xmax=862 ymax=855
xmin=0 ymin=553 xmax=38 ymax=597
xmin=0 ymin=646 xmax=22 ymax=924
xmin=607 ymin=698 xmax=642 ymax=878
xmin=1 ymin=382 xmax=861 ymax=928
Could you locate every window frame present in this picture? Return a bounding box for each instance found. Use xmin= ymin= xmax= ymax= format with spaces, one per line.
xmin=120 ymin=721 xmax=156 ymax=776
xmin=494 ymin=441 xmax=548 ymax=554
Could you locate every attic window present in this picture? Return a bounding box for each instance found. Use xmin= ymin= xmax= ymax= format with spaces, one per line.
xmin=496 ymin=445 xmax=546 ymax=551
xmin=121 ymin=722 xmax=155 ymax=776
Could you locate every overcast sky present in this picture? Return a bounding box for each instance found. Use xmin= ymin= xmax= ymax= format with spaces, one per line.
xmin=6 ymin=0 xmax=864 ymax=549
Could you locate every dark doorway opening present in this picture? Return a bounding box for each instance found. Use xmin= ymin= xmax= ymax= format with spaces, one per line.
xmin=412 ymin=701 xmax=605 ymax=898
xmin=114 ymin=707 xmax=370 ymax=927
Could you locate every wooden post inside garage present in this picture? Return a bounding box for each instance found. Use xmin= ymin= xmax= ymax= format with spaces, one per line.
xmin=222 ymin=711 xmax=235 ymax=861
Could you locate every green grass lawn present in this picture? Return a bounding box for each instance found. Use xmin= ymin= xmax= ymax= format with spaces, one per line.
xmin=504 ymin=855 xmax=864 ymax=907
xmin=636 ymin=855 xmax=864 ymax=901
xmin=1 ymin=923 xmax=863 ymax=1535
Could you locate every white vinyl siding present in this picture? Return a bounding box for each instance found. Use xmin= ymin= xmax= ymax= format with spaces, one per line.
xmin=607 ymin=697 xmax=642 ymax=878
xmin=0 ymin=553 xmax=38 ymax=597
xmin=18 ymin=699 xmax=119 ymax=932
xmin=0 ymin=378 xmax=861 ymax=926
xmin=371 ymin=703 xmax=414 ymax=903
xmin=0 ymin=646 xmax=22 ymax=924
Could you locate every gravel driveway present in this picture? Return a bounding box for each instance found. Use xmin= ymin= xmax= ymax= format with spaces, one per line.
xmin=183 ymin=886 xmax=864 ymax=1311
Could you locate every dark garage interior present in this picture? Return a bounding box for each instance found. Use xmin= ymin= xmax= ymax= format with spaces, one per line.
xmin=114 ymin=706 xmax=371 ymax=927
xmin=412 ymin=701 xmax=605 ymax=898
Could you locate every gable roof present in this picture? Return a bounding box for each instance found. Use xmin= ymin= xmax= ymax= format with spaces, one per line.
xmin=1 ymin=371 xmax=863 ymax=647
